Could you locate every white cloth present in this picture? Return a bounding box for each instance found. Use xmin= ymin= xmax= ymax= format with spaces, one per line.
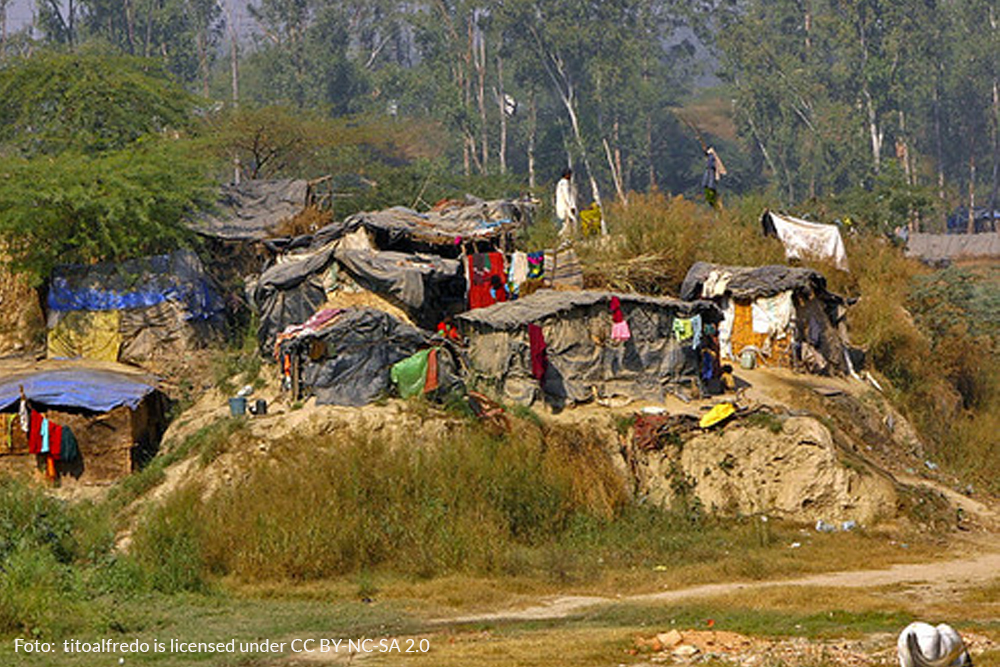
xmin=701 ymin=270 xmax=732 ymax=298
xmin=718 ymin=298 xmax=735 ymax=360
xmin=751 ymin=292 xmax=794 ymax=336
xmin=555 ymin=177 xmax=577 ymax=234
xmin=509 ymin=251 xmax=529 ymax=287
xmin=767 ymin=211 xmax=849 ymax=271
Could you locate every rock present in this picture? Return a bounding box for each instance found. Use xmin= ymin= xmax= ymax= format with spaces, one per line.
xmin=672 ymin=645 xmax=700 ymax=658
xmin=657 ymin=630 xmax=683 ymax=648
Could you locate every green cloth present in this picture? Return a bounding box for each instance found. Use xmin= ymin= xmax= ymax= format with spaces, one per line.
xmin=60 ymin=426 xmax=79 ymax=461
xmin=672 ymin=317 xmax=694 ymax=342
xmin=391 ymin=349 xmax=431 ymax=399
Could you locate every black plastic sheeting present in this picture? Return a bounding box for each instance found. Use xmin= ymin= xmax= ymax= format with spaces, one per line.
xmin=188 ymin=179 xmax=310 ymax=241
xmin=680 ymin=261 xmax=840 ymax=302
xmin=252 ymin=246 xmax=338 ymax=353
xmin=288 ymin=308 xmax=461 ymax=407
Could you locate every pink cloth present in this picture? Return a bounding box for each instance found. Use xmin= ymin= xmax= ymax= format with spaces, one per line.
xmin=611 ymin=320 xmax=631 ymax=342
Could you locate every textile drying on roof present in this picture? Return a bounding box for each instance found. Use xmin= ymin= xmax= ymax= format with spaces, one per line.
xmin=187 ymin=179 xmax=310 ymax=241
xmin=761 ymin=210 xmax=849 ymax=271
xmin=0 ymin=368 xmax=157 ymax=412
xmin=457 ymin=290 xmax=722 ymax=406
xmin=680 ymin=262 xmax=840 ymax=302
xmin=346 ymin=197 xmax=531 ymax=248
xmin=905 ymin=232 xmax=1000 ymax=261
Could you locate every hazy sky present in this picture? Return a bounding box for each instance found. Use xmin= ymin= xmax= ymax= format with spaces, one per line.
xmin=3 ymin=0 xmax=254 ymax=39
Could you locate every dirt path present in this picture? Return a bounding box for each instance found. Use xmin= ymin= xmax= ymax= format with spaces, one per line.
xmin=441 ymin=543 xmax=1000 ymax=624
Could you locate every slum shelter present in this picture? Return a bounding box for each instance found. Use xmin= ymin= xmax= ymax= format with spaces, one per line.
xmin=186 ymin=178 xmax=322 ymax=282
xmin=0 ymin=365 xmax=168 ymax=485
xmin=680 ymin=262 xmax=851 ymax=375
xmin=905 ymin=231 xmax=1000 ymax=264
xmin=46 ymin=250 xmax=225 ymax=374
xmin=457 ymin=290 xmax=722 ymax=407
xmin=251 ymin=195 xmax=538 ymax=353
xmin=761 ymin=209 xmax=849 ymax=271
xmin=273 ymin=307 xmax=462 ymax=407
xmin=251 ymin=236 xmax=464 ymax=354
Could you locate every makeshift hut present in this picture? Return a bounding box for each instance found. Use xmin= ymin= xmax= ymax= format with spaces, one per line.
xmin=186 ymin=178 xmax=327 ymax=304
xmin=761 ymin=210 xmax=849 ymax=271
xmin=456 ymin=290 xmax=722 ymax=407
xmin=273 ymin=307 xmax=461 ymax=407
xmin=0 ymin=365 xmax=168 ymax=485
xmin=680 ymin=262 xmax=850 ymax=375
xmin=46 ymin=250 xmax=224 ymax=373
xmin=251 ymin=240 xmax=464 ymax=354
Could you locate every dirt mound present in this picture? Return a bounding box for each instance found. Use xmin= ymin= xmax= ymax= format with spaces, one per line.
xmin=625 ymin=415 xmax=897 ymax=525
xmin=0 ymin=253 xmax=44 ymax=354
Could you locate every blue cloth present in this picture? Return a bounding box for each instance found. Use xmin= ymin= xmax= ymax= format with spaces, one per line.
xmin=47 ymin=250 xmax=222 ymax=320
xmin=0 ymin=370 xmax=156 ymax=413
xmin=40 ymin=418 xmax=50 ymax=455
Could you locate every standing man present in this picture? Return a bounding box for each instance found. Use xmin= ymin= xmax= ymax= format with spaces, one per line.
xmin=702 ymin=147 xmax=726 ymax=209
xmin=555 ymin=167 xmax=578 ymax=239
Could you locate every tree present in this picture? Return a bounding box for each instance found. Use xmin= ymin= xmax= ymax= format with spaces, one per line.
xmin=0 ymin=53 xmax=209 ymax=282
xmin=0 ymin=51 xmax=196 ymax=156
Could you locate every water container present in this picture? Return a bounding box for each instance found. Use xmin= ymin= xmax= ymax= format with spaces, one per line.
xmin=228 ymin=396 xmax=247 ymax=417
xmin=254 ymin=399 xmax=267 ymax=416
xmin=740 ymin=348 xmax=757 ymax=370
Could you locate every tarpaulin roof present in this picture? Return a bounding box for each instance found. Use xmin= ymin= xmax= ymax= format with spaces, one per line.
xmin=0 ymin=368 xmax=157 ymax=412
xmin=905 ymin=232 xmax=1000 ymax=261
xmin=680 ymin=262 xmax=838 ymax=302
xmin=291 ymin=308 xmax=433 ymax=407
xmin=188 ymin=179 xmax=310 ymax=241
xmin=48 ymin=250 xmax=223 ymax=320
xmin=346 ymin=197 xmax=532 ymax=247
xmin=334 ymin=248 xmax=462 ymax=313
xmin=457 ymin=290 xmax=718 ymax=330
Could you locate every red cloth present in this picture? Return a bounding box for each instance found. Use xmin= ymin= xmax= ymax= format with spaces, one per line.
xmin=528 ymin=323 xmax=547 ymax=382
xmin=467 ymin=253 xmax=507 ymax=310
xmin=28 ymin=410 xmax=42 ymax=455
xmin=424 ymin=348 xmax=440 ymax=394
xmin=48 ymin=423 xmax=63 ymax=460
xmin=609 ymin=296 xmax=625 ymax=323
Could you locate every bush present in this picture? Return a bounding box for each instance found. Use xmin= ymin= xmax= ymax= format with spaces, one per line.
xmin=129 ymin=484 xmax=209 ymax=594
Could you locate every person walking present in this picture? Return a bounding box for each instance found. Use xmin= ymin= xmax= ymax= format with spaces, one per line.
xmin=555 ymin=167 xmax=578 ymax=239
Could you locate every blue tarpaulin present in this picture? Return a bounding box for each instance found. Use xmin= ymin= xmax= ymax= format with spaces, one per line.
xmin=47 ymin=250 xmax=222 ymax=320
xmin=0 ymin=369 xmax=157 ymax=412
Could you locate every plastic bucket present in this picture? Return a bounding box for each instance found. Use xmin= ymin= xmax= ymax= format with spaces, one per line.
xmin=228 ymin=397 xmax=247 ymax=417
xmin=740 ymin=348 xmax=757 ymax=370
xmin=254 ymin=399 xmax=267 ymax=416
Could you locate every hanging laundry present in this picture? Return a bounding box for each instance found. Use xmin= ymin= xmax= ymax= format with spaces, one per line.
xmin=509 ymin=251 xmax=529 ymax=292
xmin=18 ymin=397 xmax=28 ymax=433
xmin=60 ymin=427 xmax=79 ymax=462
xmin=609 ymin=296 xmax=631 ymax=342
xmin=467 ymin=253 xmax=507 ymax=309
xmin=672 ymin=317 xmax=695 ymax=342
xmin=527 ymin=252 xmax=545 ymax=279
xmin=40 ymin=417 xmax=50 ymax=455
xmin=424 ymin=348 xmax=440 ymax=395
xmin=48 ymin=423 xmax=63 ymax=461
xmin=751 ymin=292 xmax=794 ymax=336
xmin=28 ymin=411 xmax=43 ymax=455
xmin=528 ymin=323 xmax=547 ymax=382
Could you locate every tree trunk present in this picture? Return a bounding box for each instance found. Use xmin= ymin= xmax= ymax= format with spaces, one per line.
xmin=527 ymin=90 xmax=537 ymax=190
xmin=496 ymin=55 xmax=507 ymax=175
xmin=968 ymin=152 xmax=976 ymax=234
xmin=228 ymin=0 xmax=239 ymax=107
xmin=474 ymin=18 xmax=488 ymax=174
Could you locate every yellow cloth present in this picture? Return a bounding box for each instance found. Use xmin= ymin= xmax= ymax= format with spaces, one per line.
xmin=700 ymin=402 xmax=736 ymax=429
xmin=47 ymin=310 xmax=122 ymax=362
xmin=579 ymin=204 xmax=602 ymax=236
